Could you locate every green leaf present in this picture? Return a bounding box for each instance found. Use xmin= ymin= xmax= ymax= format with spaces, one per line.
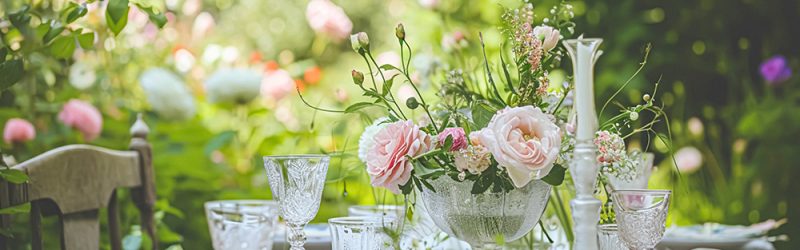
xmin=76 ymin=32 xmax=95 ymax=49
xmin=49 ymin=35 xmax=76 ymax=59
xmin=43 ymin=22 xmax=65 ymax=44
xmin=471 ymin=175 xmax=492 ymax=194
xmin=419 ymin=178 xmax=436 ymax=192
xmin=0 ymin=59 xmax=24 ymax=90
xmin=64 ymin=3 xmax=88 ymax=24
xmin=442 ymin=135 xmax=454 ymax=151
xmin=106 ymin=0 xmax=130 ymax=35
xmin=9 ymin=6 xmax=31 ymax=29
xmin=0 ymin=48 xmax=7 ymax=63
xmin=379 ymin=64 xmax=400 ymax=71
xmin=344 ymin=102 xmax=378 ymax=113
xmin=381 ymin=75 xmax=397 ymax=96
xmin=541 ymin=163 xmax=566 ymax=186
xmin=471 ymin=102 xmax=496 ymax=129
xmin=136 ymin=5 xmax=167 ymax=28
xmin=0 ymin=169 xmax=29 ymax=184
xmin=0 ymin=203 xmax=30 ymax=215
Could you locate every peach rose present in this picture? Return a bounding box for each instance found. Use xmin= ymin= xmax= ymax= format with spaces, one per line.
xmin=58 ymin=99 xmax=103 ymax=141
xmin=3 ymin=118 xmax=36 ymax=144
xmin=475 ymin=106 xmax=561 ymax=187
xmin=366 ymin=120 xmax=432 ymax=193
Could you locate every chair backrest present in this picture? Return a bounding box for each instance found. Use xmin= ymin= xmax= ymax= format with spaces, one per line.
xmin=0 ymin=115 xmax=157 ymax=250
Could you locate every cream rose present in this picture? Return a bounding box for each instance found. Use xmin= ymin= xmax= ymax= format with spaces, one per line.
xmin=475 ymin=106 xmax=562 ymax=187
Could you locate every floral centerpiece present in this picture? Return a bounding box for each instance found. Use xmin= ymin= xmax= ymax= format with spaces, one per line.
xmin=300 ymin=2 xmax=668 ymax=248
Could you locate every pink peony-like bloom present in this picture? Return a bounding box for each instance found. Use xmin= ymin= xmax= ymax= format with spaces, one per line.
xmin=532 ymin=25 xmax=560 ymax=51
xmin=306 ymin=0 xmax=353 ymax=41
xmin=261 ymin=69 xmax=296 ymax=102
xmin=366 ymin=120 xmax=433 ymax=193
xmin=437 ymin=127 xmax=467 ymax=151
xmin=674 ymin=146 xmax=703 ymax=173
xmin=475 ymin=106 xmax=562 ymax=187
xmin=3 ymin=118 xmax=36 ymax=144
xmin=58 ymin=99 xmax=103 ymax=141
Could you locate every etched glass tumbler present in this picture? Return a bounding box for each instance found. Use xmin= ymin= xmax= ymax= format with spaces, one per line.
xmin=329 ymin=216 xmax=397 ymax=250
xmin=204 ymin=200 xmax=279 ymax=250
xmin=597 ymin=224 xmax=626 ymax=250
xmin=612 ymin=189 xmax=671 ymax=250
xmin=264 ymin=155 xmax=330 ymax=250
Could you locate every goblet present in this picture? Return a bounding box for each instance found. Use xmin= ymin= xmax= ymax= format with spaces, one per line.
xmin=205 ymin=200 xmax=279 ymax=250
xmin=612 ymin=189 xmax=671 ymax=250
xmin=264 ymin=155 xmax=330 ymax=250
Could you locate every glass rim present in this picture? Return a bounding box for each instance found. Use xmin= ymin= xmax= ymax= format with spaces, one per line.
xmin=612 ymin=189 xmax=672 ymax=195
xmin=204 ymin=199 xmax=278 ymax=208
xmin=328 ymin=216 xmax=395 ymax=226
xmin=598 ymin=224 xmax=618 ymax=231
xmin=262 ymin=154 xmax=330 ymax=160
xmin=348 ymin=205 xmax=405 ymax=210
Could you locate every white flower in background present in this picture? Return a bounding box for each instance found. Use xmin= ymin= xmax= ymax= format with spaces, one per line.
xmin=204 ymin=68 xmax=262 ymax=104
xmin=532 ymin=25 xmax=560 ymax=51
xmin=69 ymin=61 xmax=96 ymax=90
xmin=674 ymin=146 xmax=703 ymax=173
xmin=173 ymin=48 xmax=196 ymax=73
xmin=192 ymin=12 xmax=215 ymax=39
xmin=275 ymin=105 xmax=300 ymax=131
xmin=182 ymin=0 xmax=201 ymax=16
xmin=139 ymin=68 xmax=196 ymax=120
xmin=687 ymin=117 xmax=704 ymax=136
xmin=412 ymin=54 xmax=440 ymax=80
xmin=221 ymin=46 xmax=240 ymax=64
xmin=418 ymin=0 xmax=439 ymax=9
xmin=260 ymin=69 xmax=296 ymax=102
xmin=202 ymin=44 xmax=223 ymax=65
xmin=376 ymin=51 xmax=402 ymax=78
xmin=358 ymin=117 xmax=389 ymax=163
xmin=306 ymin=0 xmax=353 ymax=41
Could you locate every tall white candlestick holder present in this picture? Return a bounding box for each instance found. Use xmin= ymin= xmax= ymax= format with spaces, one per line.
xmin=563 ymin=38 xmax=603 ymax=250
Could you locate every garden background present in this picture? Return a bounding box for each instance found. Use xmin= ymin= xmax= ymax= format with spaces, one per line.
xmin=0 ymin=0 xmax=797 ymax=249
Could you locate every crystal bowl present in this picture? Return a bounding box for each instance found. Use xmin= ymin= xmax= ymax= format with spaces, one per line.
xmin=420 ymin=177 xmax=551 ymax=248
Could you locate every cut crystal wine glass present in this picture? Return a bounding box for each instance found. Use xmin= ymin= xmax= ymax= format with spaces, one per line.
xmin=612 ymin=189 xmax=671 ymax=250
xmin=264 ymin=155 xmax=330 ymax=250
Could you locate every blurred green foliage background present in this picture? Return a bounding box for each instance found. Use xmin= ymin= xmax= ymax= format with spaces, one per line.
xmin=1 ymin=0 xmax=797 ymax=248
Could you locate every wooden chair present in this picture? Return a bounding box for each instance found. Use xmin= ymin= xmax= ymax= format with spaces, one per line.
xmin=0 ymin=115 xmax=157 ymax=250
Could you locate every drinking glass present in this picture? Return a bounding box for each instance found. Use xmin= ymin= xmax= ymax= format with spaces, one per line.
xmin=329 ymin=216 xmax=397 ymax=250
xmin=264 ymin=155 xmax=330 ymax=250
xmin=205 ymin=200 xmax=279 ymax=250
xmin=347 ymin=205 xmax=405 ymax=219
xmin=612 ymin=189 xmax=671 ymax=250
xmin=597 ymin=224 xmax=626 ymax=250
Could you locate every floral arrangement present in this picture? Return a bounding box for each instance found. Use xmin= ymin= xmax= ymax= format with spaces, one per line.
xmin=300 ymin=3 xmax=668 ymax=196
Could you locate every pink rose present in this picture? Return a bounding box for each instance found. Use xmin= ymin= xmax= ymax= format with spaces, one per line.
xmin=437 ymin=127 xmax=467 ymax=151
xmin=475 ymin=106 xmax=561 ymax=187
xmin=306 ymin=0 xmax=353 ymax=41
xmin=3 ymin=118 xmax=36 ymax=144
xmin=58 ymin=99 xmax=103 ymax=141
xmin=261 ymin=69 xmax=296 ymax=102
xmin=366 ymin=120 xmax=433 ymax=193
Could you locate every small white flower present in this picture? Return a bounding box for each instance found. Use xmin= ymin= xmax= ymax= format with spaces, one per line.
xmin=358 ymin=117 xmax=389 ymax=163
xmin=204 ymin=68 xmax=262 ymax=104
xmin=69 ymin=62 xmax=96 ymax=90
xmin=139 ymin=68 xmax=196 ymax=120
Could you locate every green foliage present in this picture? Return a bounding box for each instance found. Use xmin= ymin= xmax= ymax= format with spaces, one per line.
xmin=106 ymin=0 xmax=131 ymax=36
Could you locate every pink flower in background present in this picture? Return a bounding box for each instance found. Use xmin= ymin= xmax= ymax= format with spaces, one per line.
xmin=366 ymin=121 xmax=432 ymax=194
xmin=260 ymin=69 xmax=296 ymax=102
xmin=532 ymin=25 xmax=560 ymax=51
xmin=306 ymin=0 xmax=353 ymax=41
xmin=438 ymin=127 xmax=467 ymax=151
xmin=674 ymin=146 xmax=703 ymax=173
xmin=3 ymin=118 xmax=36 ymax=144
xmin=192 ymin=12 xmax=216 ymax=39
xmin=376 ymin=51 xmax=402 ymax=78
xmin=58 ymin=99 xmax=103 ymax=141
xmin=760 ymin=55 xmax=792 ymax=85
xmin=475 ymin=106 xmax=562 ymax=187
xmin=594 ymin=130 xmax=626 ymax=164
xmin=396 ymin=84 xmax=416 ymax=103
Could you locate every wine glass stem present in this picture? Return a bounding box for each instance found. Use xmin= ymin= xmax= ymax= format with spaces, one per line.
xmin=287 ymin=223 xmax=306 ymax=250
